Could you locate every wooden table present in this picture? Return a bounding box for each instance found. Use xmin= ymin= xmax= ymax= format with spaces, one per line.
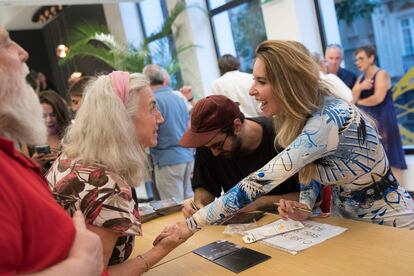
xmin=131 ymin=212 xmax=414 ymax=276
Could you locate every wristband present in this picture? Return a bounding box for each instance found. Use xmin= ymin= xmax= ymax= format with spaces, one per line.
xmin=186 ymin=217 xmax=201 ymax=233
xmin=137 ymin=254 xmax=150 ymax=272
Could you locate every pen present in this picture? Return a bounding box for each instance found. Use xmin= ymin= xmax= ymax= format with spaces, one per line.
xmin=190 ymin=200 xmax=199 ymax=211
xmin=274 ymin=202 xmax=313 ymax=214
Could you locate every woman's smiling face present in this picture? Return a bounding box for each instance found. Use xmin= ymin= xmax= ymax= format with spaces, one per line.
xmin=249 ymin=58 xmax=278 ymax=117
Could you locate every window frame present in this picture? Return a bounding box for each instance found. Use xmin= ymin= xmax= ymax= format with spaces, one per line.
xmin=206 ymin=0 xmax=258 ymax=59
xmin=136 ymin=0 xmax=183 ymax=87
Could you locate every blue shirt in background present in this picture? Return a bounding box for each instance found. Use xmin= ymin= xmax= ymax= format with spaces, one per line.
xmin=150 ymin=86 xmax=194 ymax=166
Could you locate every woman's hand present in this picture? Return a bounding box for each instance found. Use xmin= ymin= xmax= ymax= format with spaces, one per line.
xmin=182 ymin=200 xmax=203 ymax=218
xmin=153 ymin=221 xmax=193 ymax=252
xmin=277 ymin=199 xmax=312 ymax=221
xmin=357 ymin=79 xmax=373 ymax=91
xmin=179 ymin=86 xmax=193 ymax=101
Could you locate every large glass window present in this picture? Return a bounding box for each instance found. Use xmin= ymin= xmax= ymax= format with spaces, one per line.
xmin=400 ymin=18 xmax=414 ymax=57
xmin=138 ymin=0 xmax=182 ymax=88
xmin=207 ymin=0 xmax=267 ymax=73
xmin=317 ymin=0 xmax=414 ymax=149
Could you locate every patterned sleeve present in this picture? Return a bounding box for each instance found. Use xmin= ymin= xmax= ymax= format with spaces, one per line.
xmin=82 ymin=170 xmax=142 ymax=236
xmin=299 ymin=180 xmax=323 ymax=209
xmin=47 ymin=158 xmax=142 ymax=236
xmin=188 ymin=100 xmax=347 ymax=229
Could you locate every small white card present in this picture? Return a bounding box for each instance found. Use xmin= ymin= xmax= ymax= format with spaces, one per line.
xmin=242 ymin=219 xmax=304 ymax=244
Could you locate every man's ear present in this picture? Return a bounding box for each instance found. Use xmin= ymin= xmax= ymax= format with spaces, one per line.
xmin=233 ymin=118 xmax=242 ymax=134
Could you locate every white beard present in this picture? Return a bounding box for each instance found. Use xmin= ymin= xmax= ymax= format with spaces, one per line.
xmin=0 ymin=64 xmax=47 ymax=145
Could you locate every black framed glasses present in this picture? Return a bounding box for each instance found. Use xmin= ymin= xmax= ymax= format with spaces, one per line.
xmin=203 ymin=133 xmax=230 ymax=151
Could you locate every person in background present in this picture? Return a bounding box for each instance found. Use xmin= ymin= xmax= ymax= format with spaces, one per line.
xmin=161 ymin=68 xmax=196 ymax=113
xmin=68 ymin=75 xmax=96 ymax=117
xmin=0 ymin=25 xmax=103 ymax=276
xmin=143 ymin=64 xmax=195 ymax=202
xmin=154 ymin=40 xmax=414 ymax=243
xmin=47 ymin=71 xmax=190 ymax=275
xmin=37 ymin=71 xmax=56 ymax=91
xmin=211 ymin=54 xmax=260 ymax=117
xmin=312 ymin=52 xmax=353 ymax=103
xmin=26 ymin=69 xmax=41 ymax=94
xmin=352 ymin=45 xmax=407 ymax=183
xmin=30 ymin=90 xmax=71 ymax=173
xmin=325 ymin=43 xmax=357 ymax=89
xmin=180 ymin=95 xmax=300 ymax=218
xmin=67 ymin=71 xmax=83 ymax=87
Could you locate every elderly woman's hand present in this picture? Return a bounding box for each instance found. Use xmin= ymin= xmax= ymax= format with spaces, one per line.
xmin=153 ymin=221 xmax=193 ymax=252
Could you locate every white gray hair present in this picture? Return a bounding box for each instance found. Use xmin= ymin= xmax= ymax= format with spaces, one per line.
xmin=62 ymin=73 xmax=150 ymax=186
xmin=325 ymin=43 xmax=344 ymax=57
xmin=143 ymin=64 xmax=164 ymax=85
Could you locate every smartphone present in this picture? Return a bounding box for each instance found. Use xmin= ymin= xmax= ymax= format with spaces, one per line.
xmin=34 ymin=145 xmax=51 ymax=154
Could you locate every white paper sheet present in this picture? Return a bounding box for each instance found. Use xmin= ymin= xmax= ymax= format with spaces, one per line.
xmin=260 ymin=220 xmax=347 ymax=254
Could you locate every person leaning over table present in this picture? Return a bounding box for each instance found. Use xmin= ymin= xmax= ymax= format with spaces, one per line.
xmin=180 ymin=95 xmax=303 ymax=218
xmin=46 ymin=71 xmax=192 ymax=275
xmin=153 ymin=40 xmax=414 ymax=245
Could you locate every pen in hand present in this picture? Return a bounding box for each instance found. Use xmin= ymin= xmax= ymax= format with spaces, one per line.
xmin=274 ymin=202 xmax=313 ymax=214
xmin=190 ymin=200 xmax=199 ymax=211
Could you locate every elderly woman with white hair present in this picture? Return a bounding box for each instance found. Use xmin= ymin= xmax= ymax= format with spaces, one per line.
xmin=46 ymin=71 xmax=189 ymax=275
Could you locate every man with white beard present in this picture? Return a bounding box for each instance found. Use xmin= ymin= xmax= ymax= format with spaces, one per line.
xmin=0 ymin=26 xmax=103 ymax=275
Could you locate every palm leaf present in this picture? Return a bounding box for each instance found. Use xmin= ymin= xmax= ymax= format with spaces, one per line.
xmin=144 ymin=1 xmax=187 ymax=44
xmin=58 ymin=1 xmax=205 ymax=82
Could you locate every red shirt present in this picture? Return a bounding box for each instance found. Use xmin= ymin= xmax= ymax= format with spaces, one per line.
xmin=0 ymin=136 xmax=75 ymax=275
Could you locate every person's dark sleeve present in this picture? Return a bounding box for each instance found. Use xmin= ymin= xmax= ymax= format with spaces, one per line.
xmin=191 ymin=149 xmax=222 ymax=197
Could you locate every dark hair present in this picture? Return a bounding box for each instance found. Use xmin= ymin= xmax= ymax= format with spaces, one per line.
xmin=68 ymin=76 xmax=96 ymax=97
xmin=218 ymin=54 xmax=240 ymax=76
xmin=221 ymin=111 xmax=245 ymax=135
xmin=355 ymin=45 xmax=376 ymax=60
xmin=26 ymin=69 xmax=39 ymax=91
xmin=38 ymin=90 xmax=71 ymax=138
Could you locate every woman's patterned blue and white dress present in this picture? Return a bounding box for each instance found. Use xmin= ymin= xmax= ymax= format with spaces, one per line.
xmin=188 ymin=96 xmax=414 ymax=230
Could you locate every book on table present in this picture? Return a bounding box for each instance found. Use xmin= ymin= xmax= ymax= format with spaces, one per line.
xmin=138 ymin=198 xmax=182 ymax=222
xmin=193 ymin=240 xmax=271 ymax=273
xmin=212 ymin=210 xmax=265 ymax=225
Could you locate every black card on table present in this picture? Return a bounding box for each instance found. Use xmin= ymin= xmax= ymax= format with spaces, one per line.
xmin=213 ymin=211 xmax=265 ymax=225
xmin=192 ymin=240 xmax=271 ymax=273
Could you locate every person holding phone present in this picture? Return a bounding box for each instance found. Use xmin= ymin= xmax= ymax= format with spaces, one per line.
xmin=30 ymin=90 xmax=71 ymax=173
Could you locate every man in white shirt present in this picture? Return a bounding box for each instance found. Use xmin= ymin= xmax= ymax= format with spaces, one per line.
xmin=211 ymin=54 xmax=260 ymax=117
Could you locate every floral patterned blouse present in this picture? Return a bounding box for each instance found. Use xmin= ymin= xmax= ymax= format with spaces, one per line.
xmin=46 ymin=155 xmax=142 ymax=265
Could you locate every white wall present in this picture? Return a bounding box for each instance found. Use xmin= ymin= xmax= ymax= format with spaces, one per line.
xmin=261 ymin=0 xmax=322 ymax=53
xmin=166 ymin=0 xmax=220 ymax=98
xmin=118 ymin=2 xmax=144 ymax=49
xmin=103 ymin=2 xmax=144 ymax=49
xmin=318 ymin=0 xmax=341 ymax=46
